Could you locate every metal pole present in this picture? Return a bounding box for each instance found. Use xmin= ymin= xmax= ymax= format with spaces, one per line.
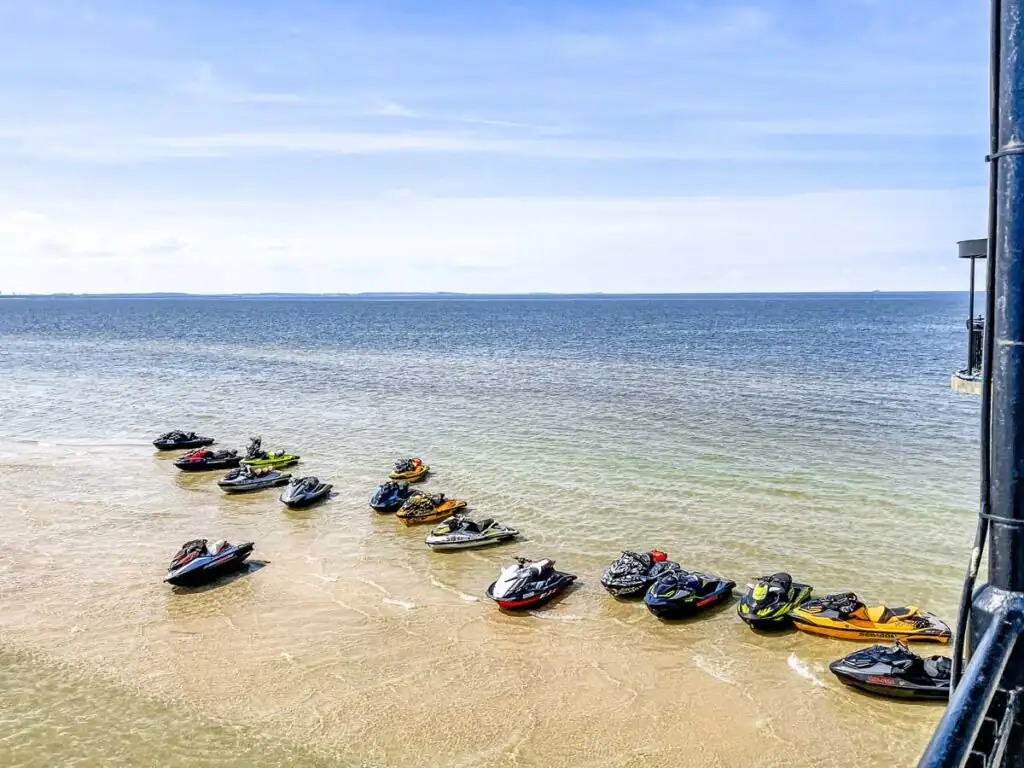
xmin=987 ymin=0 xmax=1024 ymax=592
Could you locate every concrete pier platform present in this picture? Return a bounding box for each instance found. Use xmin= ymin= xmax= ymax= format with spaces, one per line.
xmin=952 ymin=372 xmax=982 ymax=395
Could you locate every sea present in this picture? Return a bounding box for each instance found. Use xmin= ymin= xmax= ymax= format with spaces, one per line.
xmin=0 ymin=293 xmax=980 ymax=767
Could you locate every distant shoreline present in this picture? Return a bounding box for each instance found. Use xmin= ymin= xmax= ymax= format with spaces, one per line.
xmin=0 ymin=290 xmax=971 ymax=301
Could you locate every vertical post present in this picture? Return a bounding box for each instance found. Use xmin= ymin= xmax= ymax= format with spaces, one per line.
xmin=969 ymin=256 xmax=977 ymax=372
xmin=986 ymin=0 xmax=1024 ymax=592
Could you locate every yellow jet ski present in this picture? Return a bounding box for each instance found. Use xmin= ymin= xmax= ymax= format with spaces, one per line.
xmin=239 ymin=436 xmax=300 ymax=470
xmin=389 ymin=458 xmax=429 ymax=482
xmin=789 ymin=592 xmax=951 ymax=643
xmin=396 ymin=492 xmax=467 ymax=525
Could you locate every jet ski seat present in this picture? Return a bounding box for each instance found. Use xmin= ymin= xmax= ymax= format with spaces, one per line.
xmin=922 ymin=656 xmax=952 ymax=678
xmin=862 ymin=605 xmax=896 ymax=624
xmin=769 ymin=572 xmax=793 ymax=590
xmin=528 ymin=559 xmax=554 ymax=576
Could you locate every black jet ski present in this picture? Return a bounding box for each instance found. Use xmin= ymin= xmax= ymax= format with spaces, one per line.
xmin=600 ymin=549 xmax=670 ymax=597
xmin=153 ymin=430 xmax=215 ymax=451
xmin=425 ymin=514 xmax=519 ymax=550
xmin=829 ymin=640 xmax=951 ymax=700
xmin=644 ymin=568 xmax=736 ymax=619
xmin=280 ymin=476 xmax=332 ymax=508
xmin=173 ymin=447 xmax=241 ymax=472
xmin=218 ymin=465 xmax=292 ymax=493
xmin=486 ymin=557 xmax=577 ymax=610
xmin=164 ymin=538 xmax=255 ymax=587
xmin=370 ymin=481 xmax=415 ymax=513
xmin=737 ymin=572 xmax=813 ymax=629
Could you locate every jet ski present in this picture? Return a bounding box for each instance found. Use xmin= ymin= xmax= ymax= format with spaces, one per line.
xmin=218 ymin=465 xmax=292 ymax=493
xmin=239 ymin=436 xmax=300 ymax=470
xmin=389 ymin=457 xmax=429 ymax=482
xmin=486 ymin=557 xmax=577 ymax=610
xmin=644 ymin=567 xmax=736 ymax=619
xmin=370 ymin=481 xmax=415 ymax=513
xmin=789 ymin=592 xmax=951 ymax=643
xmin=280 ymin=476 xmax=332 ymax=508
xmin=396 ymin=492 xmax=467 ymax=525
xmin=173 ymin=447 xmax=241 ymax=472
xmin=829 ymin=640 xmax=951 ymax=700
xmin=738 ymin=572 xmax=813 ymax=629
xmin=153 ymin=430 xmax=215 ymax=451
xmin=164 ymin=538 xmax=255 ymax=587
xmin=600 ymin=549 xmax=670 ymax=597
xmin=425 ymin=514 xmax=519 ymax=550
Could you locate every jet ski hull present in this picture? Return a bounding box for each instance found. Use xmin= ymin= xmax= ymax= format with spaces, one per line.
xmin=218 ymin=472 xmax=292 ymax=493
xmin=174 ymin=456 xmax=241 ymax=472
xmin=788 ymin=598 xmax=952 ymax=643
xmin=830 ymin=664 xmax=949 ymax=700
xmin=281 ymin=484 xmax=332 ymax=508
xmin=790 ymin=619 xmax=951 ymax=643
xmin=829 ymin=647 xmax=951 ymax=700
xmin=645 ymin=580 xmax=736 ymax=619
xmin=389 ymin=461 xmax=429 ymax=482
xmin=397 ymin=499 xmax=467 ymax=525
xmin=241 ymin=455 xmax=300 ymax=470
xmin=601 ymin=578 xmax=648 ymax=598
xmin=486 ymin=572 xmax=576 ymax=610
xmin=154 ymin=437 xmax=214 ymax=451
xmin=425 ymin=529 xmax=518 ymax=550
xmin=165 ymin=543 xmax=255 ymax=587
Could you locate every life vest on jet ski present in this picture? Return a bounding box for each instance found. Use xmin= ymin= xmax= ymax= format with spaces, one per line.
xmin=789 ymin=592 xmax=951 ymax=643
xmin=396 ymin=492 xmax=467 ymax=524
xmin=173 ymin=447 xmax=241 ymax=472
xmin=486 ymin=557 xmax=577 ymax=610
xmin=600 ymin=550 xmax=671 ymax=598
xmin=280 ymin=476 xmax=332 ymax=508
xmin=644 ymin=567 xmax=736 ymax=619
xmin=153 ymin=430 xmax=215 ymax=451
xmin=738 ymin=572 xmax=813 ymax=629
xmin=829 ymin=640 xmax=951 ymax=700
xmin=240 ymin=436 xmax=300 ymax=470
xmin=389 ymin=458 xmax=429 ymax=482
xmin=164 ymin=538 xmax=255 ymax=587
xmin=370 ymin=481 xmax=415 ymax=513
xmin=425 ymin=514 xmax=519 ymax=549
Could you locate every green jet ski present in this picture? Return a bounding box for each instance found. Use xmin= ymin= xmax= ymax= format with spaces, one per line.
xmin=239 ymin=436 xmax=300 ymax=470
xmin=738 ymin=572 xmax=813 ymax=629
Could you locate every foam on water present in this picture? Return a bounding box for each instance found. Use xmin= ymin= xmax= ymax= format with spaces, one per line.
xmin=788 ymin=653 xmax=828 ymax=689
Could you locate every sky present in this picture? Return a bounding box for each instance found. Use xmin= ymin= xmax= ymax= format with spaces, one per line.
xmin=0 ymin=0 xmax=991 ymax=294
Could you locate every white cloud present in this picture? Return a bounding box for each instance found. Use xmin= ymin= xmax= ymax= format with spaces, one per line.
xmin=0 ymin=189 xmax=984 ymax=294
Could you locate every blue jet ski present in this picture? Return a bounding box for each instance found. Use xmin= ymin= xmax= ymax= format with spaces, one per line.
xmin=370 ymin=480 xmax=414 ymax=513
xmin=164 ymin=539 xmax=255 ymax=587
xmin=644 ymin=567 xmax=736 ymax=619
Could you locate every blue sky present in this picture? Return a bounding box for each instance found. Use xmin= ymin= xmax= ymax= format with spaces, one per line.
xmin=0 ymin=0 xmax=989 ymax=293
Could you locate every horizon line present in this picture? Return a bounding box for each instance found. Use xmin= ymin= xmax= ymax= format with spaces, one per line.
xmin=0 ymin=290 xmax=972 ymax=300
